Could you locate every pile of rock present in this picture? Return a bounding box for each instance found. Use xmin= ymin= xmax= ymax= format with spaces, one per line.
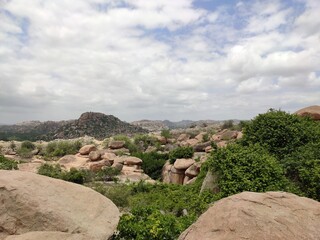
xmin=162 ymin=159 xmax=201 ymax=185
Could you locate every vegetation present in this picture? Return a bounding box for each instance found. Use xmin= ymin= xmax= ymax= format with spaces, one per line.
xmin=38 ymin=164 xmax=120 ymax=184
xmin=113 ymin=135 xmax=138 ymax=154
xmin=208 ymin=143 xmax=295 ymax=197
xmin=16 ymin=140 xmax=36 ymax=158
xmin=44 ymin=140 xmax=82 ymax=158
xmin=161 ymin=129 xmax=172 ymax=139
xmin=169 ymin=146 xmax=194 ymax=164
xmin=221 ymin=120 xmax=234 ymax=129
xmin=0 ymin=154 xmax=18 ymax=170
xmin=133 ymin=152 xmax=169 ymax=180
xmin=90 ymin=181 xmax=216 ymax=240
xmin=241 ymin=109 xmax=320 ymax=159
xmin=133 ymin=134 xmax=159 ymax=152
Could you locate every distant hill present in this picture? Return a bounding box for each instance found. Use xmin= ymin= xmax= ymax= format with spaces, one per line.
xmin=131 ymin=119 xmax=227 ymax=131
xmin=0 ymin=112 xmax=147 ymax=141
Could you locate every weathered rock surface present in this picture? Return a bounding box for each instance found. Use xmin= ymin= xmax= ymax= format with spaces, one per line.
xmin=0 ymin=170 xmax=119 ymax=240
xmin=174 ymin=158 xmax=195 ymax=170
xmin=88 ymin=150 xmax=101 ymax=161
xmin=179 ymin=191 xmax=320 ymax=240
xmin=108 ymin=141 xmax=125 ymax=149
xmin=295 ymin=105 xmax=320 ymax=121
xmin=4 ymin=231 xmax=88 ymax=240
xmin=123 ymin=156 xmax=143 ymax=165
xmin=58 ymin=155 xmax=88 ymax=171
xmin=79 ymin=144 xmax=96 ymax=155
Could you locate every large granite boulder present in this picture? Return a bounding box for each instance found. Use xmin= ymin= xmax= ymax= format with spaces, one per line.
xmin=179 ymin=191 xmax=320 ymax=240
xmin=295 ymin=105 xmax=320 ymax=121
xmin=0 ymin=170 xmax=119 ymax=240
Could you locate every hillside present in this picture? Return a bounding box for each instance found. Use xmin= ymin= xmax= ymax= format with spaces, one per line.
xmin=0 ymin=112 xmax=147 ymax=141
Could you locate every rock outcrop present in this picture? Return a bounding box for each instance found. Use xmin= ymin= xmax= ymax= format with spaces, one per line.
xmin=179 ymin=191 xmax=320 ymax=240
xmin=295 ymin=105 xmax=320 ymax=121
xmin=0 ymin=170 xmax=119 ymax=240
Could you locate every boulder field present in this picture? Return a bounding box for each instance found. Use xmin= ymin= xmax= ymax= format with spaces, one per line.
xmin=0 ymin=170 xmax=119 ymax=240
xmin=179 ymin=191 xmax=320 ymax=240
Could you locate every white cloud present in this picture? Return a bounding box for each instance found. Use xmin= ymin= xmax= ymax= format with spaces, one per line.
xmin=0 ymin=0 xmax=319 ymax=123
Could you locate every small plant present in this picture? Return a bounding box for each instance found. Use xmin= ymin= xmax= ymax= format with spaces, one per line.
xmin=221 ymin=120 xmax=234 ymax=129
xmin=0 ymin=154 xmax=18 ymax=170
xmin=161 ymin=129 xmax=172 ymax=139
xmin=9 ymin=141 xmax=16 ymax=151
xmin=202 ymin=133 xmax=209 ymax=142
xmin=20 ymin=141 xmax=35 ymax=150
xmin=169 ymin=146 xmax=194 ymax=164
xmin=38 ymin=163 xmax=63 ymax=179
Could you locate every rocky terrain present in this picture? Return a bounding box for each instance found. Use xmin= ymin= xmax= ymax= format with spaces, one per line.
xmin=0 ymin=112 xmax=147 ymax=141
xmin=0 ymin=105 xmax=319 ymax=239
xmin=179 ymin=191 xmax=320 ymax=240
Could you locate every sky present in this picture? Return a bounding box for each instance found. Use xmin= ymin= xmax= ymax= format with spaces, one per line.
xmin=0 ymin=0 xmax=319 ymax=123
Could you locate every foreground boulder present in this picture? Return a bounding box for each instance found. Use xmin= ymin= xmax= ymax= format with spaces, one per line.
xmin=0 ymin=170 xmax=119 ymax=240
xmin=179 ymin=191 xmax=320 ymax=240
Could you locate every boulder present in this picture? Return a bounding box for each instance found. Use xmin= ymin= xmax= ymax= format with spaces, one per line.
xmin=220 ymin=130 xmax=238 ymax=140
xmin=237 ymin=131 xmax=243 ymax=139
xmin=108 ymin=141 xmax=125 ymax=149
xmin=193 ymin=141 xmax=211 ymax=152
xmin=174 ymin=158 xmax=195 ymax=170
xmin=79 ymin=145 xmax=96 ymax=155
xmin=58 ymin=155 xmax=88 ymax=171
xmin=4 ymin=231 xmax=88 ymax=240
xmin=178 ymin=133 xmax=190 ymax=142
xmin=102 ymin=152 xmax=117 ymax=164
xmin=186 ymin=139 xmax=199 ymax=147
xmin=204 ymin=146 xmax=212 ymax=153
xmin=185 ymin=177 xmax=197 ymax=185
xmin=0 ymin=170 xmax=119 ymax=240
xmin=156 ymin=136 xmax=167 ymax=144
xmin=217 ymin=141 xmax=227 ymax=148
xmin=112 ymin=162 xmax=123 ymax=171
xmin=295 ymin=105 xmax=320 ymax=120
xmin=161 ymin=161 xmax=172 ymax=183
xmin=194 ymin=132 xmax=206 ymax=142
xmin=179 ymin=191 xmax=320 ymax=240
xmin=183 ymin=175 xmax=192 ymax=185
xmin=87 ymin=160 xmax=111 ymax=172
xmin=123 ymin=156 xmax=143 ymax=166
xmin=170 ymin=166 xmax=185 ymax=184
xmin=88 ymin=151 xmax=101 ymax=161
xmin=200 ymin=170 xmax=219 ymax=194
xmin=185 ymin=164 xmax=200 ymax=177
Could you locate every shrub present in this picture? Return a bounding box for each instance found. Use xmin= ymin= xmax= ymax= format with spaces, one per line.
xmin=20 ymin=141 xmax=35 ymax=150
xmin=208 ymin=143 xmax=292 ymax=197
xmin=133 ymin=152 xmax=168 ymax=180
xmin=113 ymin=135 xmax=138 ymax=153
xmin=95 ymin=167 xmax=121 ymax=182
xmin=38 ymin=163 xmax=63 ymax=179
xmin=91 ymin=182 xmax=132 ymax=208
xmin=16 ymin=147 xmax=34 ymax=158
xmin=284 ymin=142 xmax=320 ymax=201
xmin=62 ymin=168 xmax=89 ymax=184
xmin=134 ymin=134 xmax=158 ymax=151
xmin=169 ymin=146 xmax=194 ymax=164
xmin=44 ymin=140 xmax=82 ymax=157
xmin=0 ymin=154 xmax=18 ymax=170
xmin=161 ymin=129 xmax=172 ymax=139
xmin=112 ymin=182 xmax=215 ymax=240
xmin=241 ymin=109 xmax=320 ymax=159
xmin=221 ymin=120 xmax=234 ymax=129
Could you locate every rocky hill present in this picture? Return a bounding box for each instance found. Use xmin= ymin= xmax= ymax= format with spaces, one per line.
xmin=0 ymin=112 xmax=147 ymax=141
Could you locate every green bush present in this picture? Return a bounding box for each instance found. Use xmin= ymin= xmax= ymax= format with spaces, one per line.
xmin=95 ymin=167 xmax=121 ymax=182
xmin=20 ymin=141 xmax=35 ymax=150
xmin=221 ymin=120 xmax=234 ymax=129
xmin=134 ymin=134 xmax=159 ymax=151
xmin=44 ymin=140 xmax=82 ymax=157
xmin=208 ymin=143 xmax=292 ymax=197
xmin=169 ymin=146 xmax=194 ymax=164
xmin=91 ymin=182 xmax=132 ymax=208
xmin=38 ymin=163 xmax=63 ymax=179
xmin=16 ymin=147 xmax=34 ymax=158
xmin=161 ymin=129 xmax=172 ymax=139
xmin=241 ymin=109 xmax=320 ymax=159
xmin=0 ymin=154 xmax=18 ymax=170
xmin=114 ymin=206 xmax=194 ymax=240
xmin=111 ymin=182 xmax=215 ymax=240
xmin=284 ymin=142 xmax=320 ymax=201
xmin=113 ymin=135 xmax=138 ymax=153
xmin=133 ymin=152 xmax=168 ymax=180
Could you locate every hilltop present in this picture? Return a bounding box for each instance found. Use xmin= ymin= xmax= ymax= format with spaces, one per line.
xmin=0 ymin=112 xmax=147 ymax=141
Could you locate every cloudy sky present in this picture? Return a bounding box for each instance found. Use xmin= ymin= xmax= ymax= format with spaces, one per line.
xmin=0 ymin=0 xmax=319 ymax=123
